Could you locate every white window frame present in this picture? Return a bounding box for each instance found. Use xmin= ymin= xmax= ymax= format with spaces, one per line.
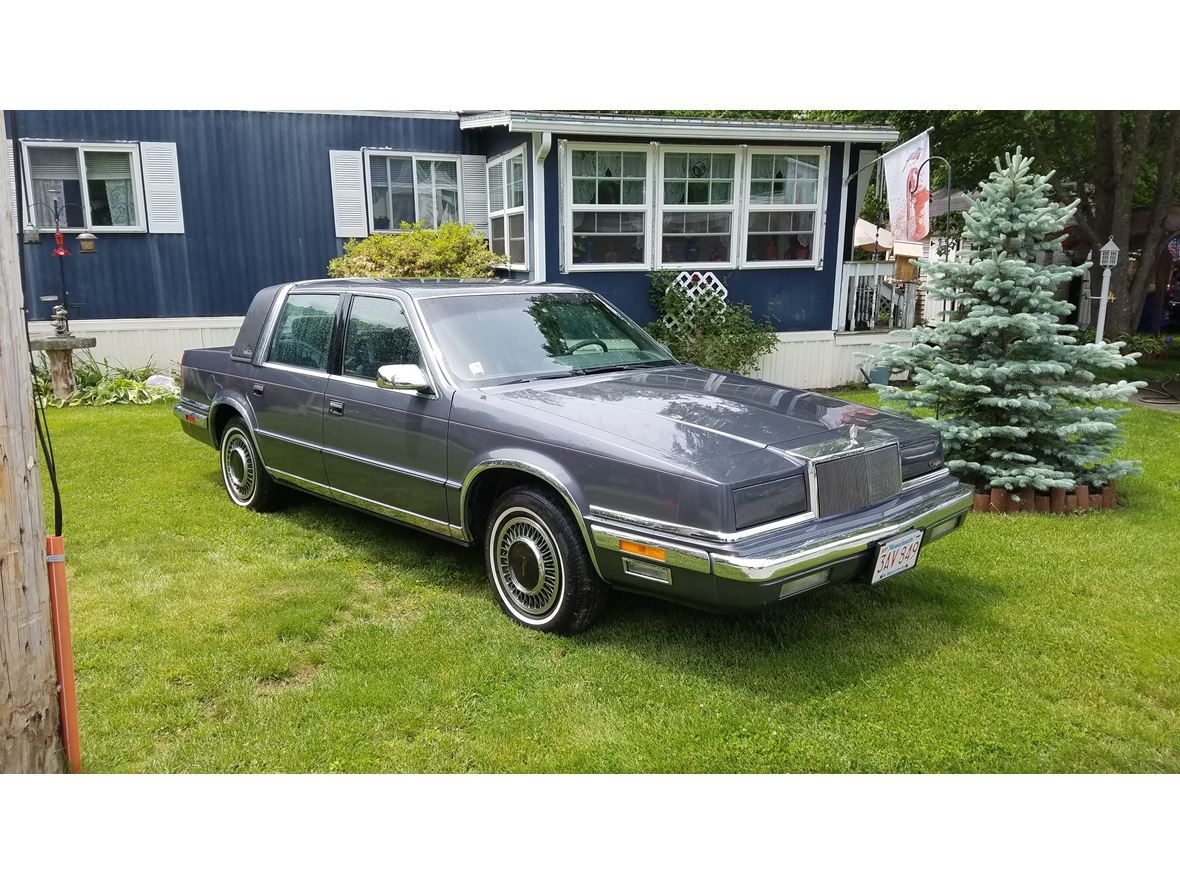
xmin=737 ymin=146 xmax=828 ymax=270
xmin=21 ymin=140 xmax=147 ymax=233
xmin=363 ymin=150 xmax=464 ymax=234
xmin=655 ymin=145 xmax=741 ymax=271
xmin=561 ymin=141 xmax=654 ymax=272
xmin=487 ymin=145 xmax=529 ymax=271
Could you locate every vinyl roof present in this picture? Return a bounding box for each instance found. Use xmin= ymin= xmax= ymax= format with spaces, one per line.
xmin=459 ymin=110 xmax=899 ymax=144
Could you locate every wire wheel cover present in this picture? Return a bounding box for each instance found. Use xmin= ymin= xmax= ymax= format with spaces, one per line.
xmin=495 ymin=514 xmax=562 ymax=617
xmin=223 ymin=432 xmax=257 ymax=504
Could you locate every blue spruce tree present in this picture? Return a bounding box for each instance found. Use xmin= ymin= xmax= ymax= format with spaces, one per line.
xmin=875 ymin=148 xmax=1143 ymax=498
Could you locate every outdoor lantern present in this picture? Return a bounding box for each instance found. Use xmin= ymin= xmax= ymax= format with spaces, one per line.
xmin=76 ymin=231 xmax=97 ymax=254
xmin=23 ymin=223 xmax=40 ymax=244
xmin=1099 ymin=236 xmax=1120 ymax=269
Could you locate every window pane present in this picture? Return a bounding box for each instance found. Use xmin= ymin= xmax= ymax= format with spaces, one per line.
xmin=491 ymin=216 xmax=506 ymax=256
xmin=661 ymin=211 xmax=731 ymax=264
xmin=508 ymin=156 xmax=525 ymax=208
xmin=85 ymin=153 xmax=137 ymax=226
xmin=686 ymin=181 xmax=709 ymax=204
xmin=747 ymin=234 xmax=812 ymax=262
xmin=573 ymin=178 xmax=597 ymax=204
xmin=488 ymin=160 xmax=505 ymax=213
xmin=28 ymin=147 xmax=85 ymax=227
xmin=664 ymin=181 xmax=686 ymax=205
xmin=572 ymin=150 xmax=596 ymax=177
xmin=508 ymin=213 xmax=525 ymax=240
xmin=343 ymin=296 xmax=421 ymax=379
xmin=623 ymin=152 xmax=646 ymax=178
xmin=664 ymin=153 xmax=687 ymax=179
xmin=438 ymin=188 xmax=459 ymax=224
xmin=509 ymin=237 xmax=526 ymax=266
xmin=711 ymin=181 xmax=732 ymax=205
xmin=621 ymin=179 xmax=644 ymax=204
xmin=749 ymin=154 xmax=774 ymax=179
xmin=598 ymin=178 xmax=621 ymax=204
xmin=572 ymin=234 xmax=645 ymax=265
xmin=597 ymin=152 xmax=622 ymax=177
xmin=749 ymin=153 xmax=821 ymax=208
xmin=435 ymin=161 xmax=458 ymax=190
xmin=268 ymin=293 xmax=339 ymax=371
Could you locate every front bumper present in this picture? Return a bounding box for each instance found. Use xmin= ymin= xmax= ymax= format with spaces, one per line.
xmin=587 ymin=479 xmax=974 ymax=611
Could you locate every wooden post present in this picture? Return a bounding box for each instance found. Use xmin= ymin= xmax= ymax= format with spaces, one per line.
xmin=0 ymin=115 xmax=64 ymax=772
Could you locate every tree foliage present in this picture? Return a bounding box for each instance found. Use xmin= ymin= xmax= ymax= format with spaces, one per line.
xmin=874 ymin=149 xmax=1144 ymax=493
xmin=328 ymin=222 xmax=503 ymax=279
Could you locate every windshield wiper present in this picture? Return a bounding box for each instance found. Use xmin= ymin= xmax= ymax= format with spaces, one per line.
xmin=499 ymin=370 xmax=586 ymax=385
xmin=575 ymin=359 xmax=677 ymax=376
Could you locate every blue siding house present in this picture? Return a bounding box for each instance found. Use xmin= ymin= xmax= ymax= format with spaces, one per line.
xmin=4 ymin=109 xmax=899 ymax=387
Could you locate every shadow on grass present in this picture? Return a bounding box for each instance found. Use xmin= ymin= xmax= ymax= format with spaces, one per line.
xmin=220 ymin=467 xmax=999 ymax=704
xmin=578 ymin=567 xmax=999 ymax=701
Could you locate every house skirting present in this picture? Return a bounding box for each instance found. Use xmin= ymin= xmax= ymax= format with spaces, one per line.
xmin=25 ymin=317 xmax=895 ymax=391
xmin=755 ymin=330 xmax=896 ymax=390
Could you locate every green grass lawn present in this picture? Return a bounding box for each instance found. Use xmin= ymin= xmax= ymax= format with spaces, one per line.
xmin=42 ymin=397 xmax=1180 ymax=772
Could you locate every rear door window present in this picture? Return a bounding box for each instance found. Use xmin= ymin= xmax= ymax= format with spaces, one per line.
xmin=267 ymin=293 xmax=340 ymax=371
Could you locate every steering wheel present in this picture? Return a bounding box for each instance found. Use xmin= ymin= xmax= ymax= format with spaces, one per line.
xmin=567 ymin=338 xmax=609 ymax=353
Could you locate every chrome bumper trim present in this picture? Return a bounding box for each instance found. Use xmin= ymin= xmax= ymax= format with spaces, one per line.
xmin=590 ymin=525 xmax=712 ymax=574
xmin=711 ymin=483 xmax=974 ymax=583
xmin=173 ymin=403 xmax=208 ymax=429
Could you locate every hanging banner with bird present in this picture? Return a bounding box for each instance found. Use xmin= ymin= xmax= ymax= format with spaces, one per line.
xmin=882 ymin=132 xmax=930 ymax=243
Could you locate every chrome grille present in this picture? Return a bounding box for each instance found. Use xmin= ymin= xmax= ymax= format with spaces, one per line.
xmin=813 ymin=443 xmax=901 ymax=518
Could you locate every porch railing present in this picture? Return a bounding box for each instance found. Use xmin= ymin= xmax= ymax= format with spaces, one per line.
xmin=840 ymin=260 xmax=917 ymax=332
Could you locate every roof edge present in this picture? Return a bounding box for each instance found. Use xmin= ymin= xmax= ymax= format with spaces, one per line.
xmin=459 ymin=111 xmax=899 ymax=143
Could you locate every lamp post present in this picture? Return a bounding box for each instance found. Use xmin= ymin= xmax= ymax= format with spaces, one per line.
xmin=24 ymin=195 xmax=98 ymax=336
xmin=1094 ymin=236 xmax=1119 ymax=345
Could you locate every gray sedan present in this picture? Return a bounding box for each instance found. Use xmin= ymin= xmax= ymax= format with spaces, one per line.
xmin=176 ymin=279 xmax=972 ymax=634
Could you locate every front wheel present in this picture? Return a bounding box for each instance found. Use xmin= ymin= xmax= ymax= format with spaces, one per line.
xmin=219 ymin=418 xmax=283 ymax=512
xmin=484 ymin=486 xmax=609 ymax=634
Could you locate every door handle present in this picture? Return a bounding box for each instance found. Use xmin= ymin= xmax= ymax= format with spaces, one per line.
xmin=251 ymin=383 xmax=265 ymax=397
xmin=327 ymin=400 xmax=344 ymax=415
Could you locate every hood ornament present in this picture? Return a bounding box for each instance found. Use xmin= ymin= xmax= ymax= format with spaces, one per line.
xmin=848 ymin=424 xmax=859 ymax=445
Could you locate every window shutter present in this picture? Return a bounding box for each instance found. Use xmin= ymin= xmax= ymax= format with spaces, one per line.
xmin=5 ymin=140 xmax=14 ymax=224
xmin=329 ymin=150 xmax=368 ymax=238
xmin=141 ymin=142 xmax=185 ymax=233
xmin=460 ymin=154 xmax=489 ymax=235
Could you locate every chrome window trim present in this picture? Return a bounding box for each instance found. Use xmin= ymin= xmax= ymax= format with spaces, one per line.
xmin=338 ymin=291 xmax=440 ymax=398
xmin=260 ymin=361 xmax=331 ymax=380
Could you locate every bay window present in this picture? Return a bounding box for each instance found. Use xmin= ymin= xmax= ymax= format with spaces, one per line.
xmin=487 ymin=147 xmax=528 ymax=268
xmin=24 ymin=142 xmax=145 ymax=231
xmin=565 ymin=145 xmax=651 ymax=268
xmin=367 ymin=152 xmax=460 ymax=232
xmin=658 ymin=149 xmax=738 ymax=267
xmin=742 ymin=150 xmax=824 ymax=265
xmin=560 ymin=141 xmax=827 ymax=271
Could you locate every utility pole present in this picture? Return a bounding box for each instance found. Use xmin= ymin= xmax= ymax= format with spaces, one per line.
xmin=0 ymin=113 xmax=64 ymax=772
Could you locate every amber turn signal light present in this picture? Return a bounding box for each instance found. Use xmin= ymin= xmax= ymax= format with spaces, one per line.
xmin=619 ymin=540 xmax=665 ymax=561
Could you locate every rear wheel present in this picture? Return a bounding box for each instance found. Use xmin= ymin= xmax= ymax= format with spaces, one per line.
xmin=484 ymin=485 xmax=608 ymax=634
xmin=219 ymin=418 xmax=282 ymax=512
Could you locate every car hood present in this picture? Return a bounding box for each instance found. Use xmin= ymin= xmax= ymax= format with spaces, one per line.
xmin=490 ymin=365 xmax=929 ymax=478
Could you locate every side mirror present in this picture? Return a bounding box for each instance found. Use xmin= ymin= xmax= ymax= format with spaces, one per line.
xmin=376 ymin=364 xmax=432 ymax=394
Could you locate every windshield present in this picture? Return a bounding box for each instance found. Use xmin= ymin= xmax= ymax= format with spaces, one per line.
xmin=417 ymin=290 xmax=676 ymax=384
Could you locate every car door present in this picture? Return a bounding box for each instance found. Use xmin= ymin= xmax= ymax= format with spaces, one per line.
xmin=250 ymin=289 xmax=341 ymax=488
xmin=321 ymin=293 xmax=452 ymax=532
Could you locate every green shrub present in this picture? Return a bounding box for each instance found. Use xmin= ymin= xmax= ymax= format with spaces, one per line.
xmin=644 ymin=271 xmax=779 ymax=375
xmin=34 ymin=353 xmax=179 ymax=407
xmin=327 ymin=222 xmax=504 ymax=279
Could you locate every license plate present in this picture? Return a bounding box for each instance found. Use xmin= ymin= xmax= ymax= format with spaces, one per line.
xmin=870 ymin=528 xmax=924 ymax=584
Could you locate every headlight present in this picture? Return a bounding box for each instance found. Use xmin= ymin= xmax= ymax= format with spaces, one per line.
xmin=900 ymin=437 xmax=944 ymax=482
xmin=732 ymin=474 xmax=808 ymax=530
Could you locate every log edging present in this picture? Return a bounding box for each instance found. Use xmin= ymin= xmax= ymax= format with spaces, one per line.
xmin=970 ymin=482 xmax=1119 ymax=514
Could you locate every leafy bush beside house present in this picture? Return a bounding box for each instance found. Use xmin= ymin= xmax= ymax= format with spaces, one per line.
xmin=327 ymin=222 xmax=505 ymax=279
xmin=645 ymin=271 xmax=780 ymax=376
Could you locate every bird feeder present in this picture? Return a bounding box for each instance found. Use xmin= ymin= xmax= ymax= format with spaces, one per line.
xmin=76 ymin=231 xmax=97 ymax=254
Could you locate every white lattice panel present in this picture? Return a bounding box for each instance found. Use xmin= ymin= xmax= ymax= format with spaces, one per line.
xmin=663 ymin=271 xmax=729 ymax=334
